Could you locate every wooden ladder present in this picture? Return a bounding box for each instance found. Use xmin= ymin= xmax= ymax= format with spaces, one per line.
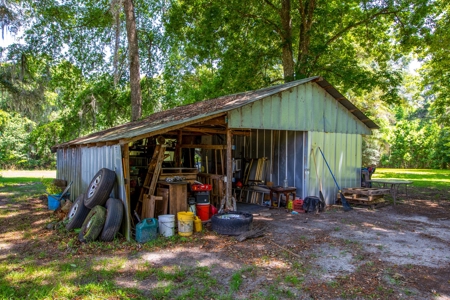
xmin=137 ymin=144 xmax=167 ymax=213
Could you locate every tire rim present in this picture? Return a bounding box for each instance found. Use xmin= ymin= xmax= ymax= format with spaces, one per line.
xmin=86 ymin=219 xmax=92 ymax=229
xmin=87 ymin=174 xmax=102 ymax=198
xmin=68 ymin=203 xmax=79 ymax=220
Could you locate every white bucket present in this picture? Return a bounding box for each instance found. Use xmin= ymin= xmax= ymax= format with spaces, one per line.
xmin=158 ymin=214 xmax=175 ymax=237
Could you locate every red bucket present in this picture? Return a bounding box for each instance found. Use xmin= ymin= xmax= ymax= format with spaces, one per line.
xmin=210 ymin=204 xmax=218 ymax=216
xmin=196 ymin=203 xmax=210 ymax=221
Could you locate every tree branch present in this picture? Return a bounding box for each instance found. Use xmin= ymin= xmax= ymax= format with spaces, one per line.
xmin=239 ymin=12 xmax=282 ymax=36
xmin=263 ymin=0 xmax=279 ymax=12
xmin=311 ymin=8 xmax=401 ymax=69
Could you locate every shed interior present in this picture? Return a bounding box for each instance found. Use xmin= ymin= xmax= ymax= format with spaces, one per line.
xmin=125 ymin=115 xmax=306 ymax=226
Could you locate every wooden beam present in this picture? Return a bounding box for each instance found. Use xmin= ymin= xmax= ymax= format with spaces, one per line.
xmin=231 ymin=130 xmax=251 ymax=136
xmin=197 ymin=116 xmax=227 ymax=126
xmin=106 ymin=141 xmax=118 ymax=146
xmin=86 ymin=143 xmax=97 ymax=148
xmin=118 ymin=113 xmax=227 ymax=145
xmin=176 ymin=131 xmax=182 ymax=167
xmin=163 ymin=131 xmax=203 ymax=136
xmin=184 ymin=127 xmax=227 ymax=135
xmin=336 ymin=97 xmax=345 ymax=101
xmin=226 ymin=128 xmax=232 ymax=202
xmin=171 ymin=128 xmax=250 ymax=136
xmin=96 ymin=142 xmax=106 ymax=147
xmin=181 ymin=144 xmax=227 ymax=150
xmin=122 ymin=143 xmax=132 ymax=241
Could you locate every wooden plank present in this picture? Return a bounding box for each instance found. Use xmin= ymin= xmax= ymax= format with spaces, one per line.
xmin=226 ymin=128 xmax=233 ymax=204
xmin=184 ymin=127 xmax=228 ymax=135
xmin=175 ymin=131 xmax=182 ymax=167
xmin=180 ymin=144 xmax=227 ymax=150
xmin=348 ymin=198 xmax=386 ymax=205
xmin=168 ymin=184 xmax=188 ymax=216
xmin=141 ymin=194 xmax=155 ymax=219
xmin=156 ymin=188 xmax=169 ymax=217
xmin=342 ymin=187 xmax=390 ymax=196
xmin=160 ymin=168 xmax=199 ymax=174
xmin=196 ymin=116 xmax=227 ymax=126
xmin=122 ymin=144 xmax=131 ymax=241
xmin=338 ymin=193 xmax=386 ymax=205
xmin=352 ymin=195 xmax=384 ymax=202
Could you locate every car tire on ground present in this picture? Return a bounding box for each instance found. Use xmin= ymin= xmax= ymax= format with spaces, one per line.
xmin=84 ymin=168 xmax=116 ymax=209
xmin=99 ymin=198 xmax=124 ymax=242
xmin=65 ymin=194 xmax=90 ymax=231
xmin=78 ymin=205 xmax=107 ymax=242
xmin=211 ymin=211 xmax=253 ymax=236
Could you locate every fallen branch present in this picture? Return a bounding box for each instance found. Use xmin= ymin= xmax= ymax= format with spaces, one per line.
xmin=235 ymin=228 xmax=265 ymax=242
xmin=266 ymin=238 xmax=303 ymax=260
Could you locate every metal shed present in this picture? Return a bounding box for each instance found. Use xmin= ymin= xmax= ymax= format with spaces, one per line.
xmin=53 ymin=76 xmax=377 ymax=240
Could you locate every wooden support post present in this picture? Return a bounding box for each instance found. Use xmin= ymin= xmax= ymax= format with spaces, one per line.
xmin=214 ymin=149 xmax=218 ymax=175
xmin=176 ymin=130 xmax=182 ymax=167
xmin=226 ymin=128 xmax=232 ymax=201
xmin=122 ymin=143 xmax=131 ymax=241
xmin=220 ymin=149 xmax=224 ymax=175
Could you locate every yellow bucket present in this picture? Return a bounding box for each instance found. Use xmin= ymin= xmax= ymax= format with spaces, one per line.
xmin=194 ymin=216 xmax=202 ymax=232
xmin=177 ymin=211 xmax=194 ymax=236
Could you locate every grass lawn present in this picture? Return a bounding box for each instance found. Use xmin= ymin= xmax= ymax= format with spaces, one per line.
xmin=372 ymin=168 xmax=450 ymax=189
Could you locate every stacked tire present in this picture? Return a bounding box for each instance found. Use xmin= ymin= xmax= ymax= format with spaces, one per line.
xmin=65 ymin=168 xmax=123 ymax=242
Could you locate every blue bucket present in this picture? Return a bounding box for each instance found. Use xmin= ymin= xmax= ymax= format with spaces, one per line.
xmin=48 ymin=194 xmax=61 ymax=211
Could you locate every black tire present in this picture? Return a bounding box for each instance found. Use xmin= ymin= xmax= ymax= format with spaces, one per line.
xmin=99 ymin=198 xmax=124 ymax=242
xmin=211 ymin=211 xmax=253 ymax=236
xmin=65 ymin=194 xmax=91 ymax=231
xmin=78 ymin=205 xmax=107 ymax=242
xmin=84 ymin=168 xmax=116 ymax=209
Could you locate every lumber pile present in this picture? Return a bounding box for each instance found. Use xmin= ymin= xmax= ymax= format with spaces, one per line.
xmin=338 ymin=187 xmax=391 ymax=208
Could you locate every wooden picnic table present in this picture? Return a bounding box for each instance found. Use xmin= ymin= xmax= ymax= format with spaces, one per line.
xmin=367 ymin=179 xmax=413 ymax=205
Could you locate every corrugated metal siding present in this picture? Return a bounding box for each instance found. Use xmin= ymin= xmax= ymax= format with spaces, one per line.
xmin=56 ymin=146 xmax=125 ymax=203
xmin=56 ymin=148 xmax=82 ymax=201
xmin=235 ymin=129 xmax=305 ymax=197
xmin=307 ymin=132 xmax=362 ymax=205
xmin=228 ymin=82 xmax=372 ymax=135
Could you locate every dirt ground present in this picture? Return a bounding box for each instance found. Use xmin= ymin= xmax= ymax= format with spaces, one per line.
xmin=1 ymin=183 xmax=449 ymax=299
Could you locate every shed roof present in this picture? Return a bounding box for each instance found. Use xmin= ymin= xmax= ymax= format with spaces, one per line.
xmin=52 ymin=76 xmax=378 ymax=151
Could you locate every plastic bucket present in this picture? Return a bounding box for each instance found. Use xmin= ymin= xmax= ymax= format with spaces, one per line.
xmin=158 ymin=214 xmax=175 ymax=237
xmin=48 ymin=194 xmax=61 ymax=211
xmin=177 ymin=211 xmax=194 ymax=237
xmin=196 ymin=203 xmax=210 ymax=221
xmin=194 ymin=216 xmax=202 ymax=232
xmin=209 ymin=204 xmax=218 ymax=216
xmin=135 ymin=218 xmax=158 ymax=243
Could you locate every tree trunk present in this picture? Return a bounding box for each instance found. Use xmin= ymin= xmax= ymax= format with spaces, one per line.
xmin=297 ymin=0 xmax=316 ymax=78
xmin=280 ymin=0 xmax=295 ymax=82
xmin=123 ymin=0 xmax=142 ymax=122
